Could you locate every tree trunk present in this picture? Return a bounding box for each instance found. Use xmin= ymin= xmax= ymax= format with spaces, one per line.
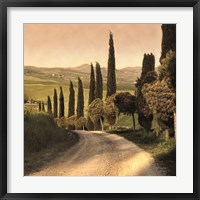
xmin=165 ymin=129 xmax=170 ymax=141
xmin=100 ymin=118 xmax=104 ymax=131
xmin=132 ymin=113 xmax=135 ymax=131
xmin=174 ymin=112 xmax=176 ymax=140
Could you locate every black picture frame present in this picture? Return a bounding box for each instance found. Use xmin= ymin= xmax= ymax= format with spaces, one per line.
xmin=0 ymin=0 xmax=199 ymax=199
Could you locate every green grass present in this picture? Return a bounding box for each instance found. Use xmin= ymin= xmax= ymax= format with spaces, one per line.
xmin=108 ymin=129 xmax=176 ymax=176
xmin=24 ymin=74 xmax=134 ymax=117
xmin=24 ymin=109 xmax=79 ymax=175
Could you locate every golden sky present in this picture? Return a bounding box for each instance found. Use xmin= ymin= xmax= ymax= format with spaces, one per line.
xmin=24 ymin=24 xmax=162 ymax=69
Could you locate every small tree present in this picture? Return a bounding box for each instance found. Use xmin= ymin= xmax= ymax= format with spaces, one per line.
xmin=114 ymin=92 xmax=137 ymax=131
xmin=88 ymin=98 xmax=104 ymax=131
xmin=59 ymin=86 xmax=64 ymax=118
xmin=47 ymin=96 xmax=52 ymax=114
xmin=38 ymin=101 xmax=41 ymax=111
xmin=104 ymin=93 xmax=118 ymax=129
xmin=53 ymin=88 xmax=58 ymax=118
xmin=66 ymin=115 xmax=76 ymax=130
xmin=68 ymin=81 xmax=75 ymax=118
xmin=41 ymin=101 xmax=45 ymax=111
xmin=76 ymin=117 xmax=88 ymax=130
xmin=77 ymin=77 xmax=84 ymax=119
xmin=95 ymin=62 xmax=103 ymax=99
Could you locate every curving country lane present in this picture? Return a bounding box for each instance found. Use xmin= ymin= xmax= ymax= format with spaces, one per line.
xmin=30 ymin=130 xmax=165 ymax=176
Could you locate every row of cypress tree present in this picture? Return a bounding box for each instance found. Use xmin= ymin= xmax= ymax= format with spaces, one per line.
xmin=39 ymin=77 xmax=84 ymax=120
xmin=39 ymin=31 xmax=117 ymax=125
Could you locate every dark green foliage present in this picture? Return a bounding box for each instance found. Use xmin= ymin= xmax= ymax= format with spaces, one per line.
xmin=59 ymin=86 xmax=64 ymax=118
xmin=77 ymin=77 xmax=84 ymax=119
xmin=53 ymin=88 xmax=58 ymax=118
xmin=107 ymin=32 xmax=116 ymax=97
xmin=24 ymin=92 xmax=29 ymax=103
xmin=38 ymin=101 xmax=41 ymax=111
xmin=142 ymin=81 xmax=176 ymax=132
xmin=88 ymin=63 xmax=95 ymax=105
xmin=160 ymin=24 xmax=176 ymax=62
xmin=138 ymin=113 xmax=153 ymax=132
xmin=47 ymin=96 xmax=52 ymax=114
xmin=104 ymin=93 xmax=118 ymax=128
xmin=66 ymin=115 xmax=76 ymax=130
xmin=114 ymin=92 xmax=137 ymax=130
xmin=88 ymin=98 xmax=104 ymax=131
xmin=24 ymin=110 xmax=68 ymax=153
xmin=41 ymin=101 xmax=45 ymax=111
xmin=95 ymin=62 xmax=103 ymax=99
xmin=135 ymin=53 xmax=156 ymax=132
xmin=68 ymin=81 xmax=75 ymax=118
xmin=159 ymin=50 xmax=176 ymax=90
xmin=88 ymin=64 xmax=96 ymax=130
xmin=141 ymin=53 xmax=155 ymax=78
xmin=76 ymin=117 xmax=88 ymax=130
xmin=87 ymin=117 xmax=94 ymax=131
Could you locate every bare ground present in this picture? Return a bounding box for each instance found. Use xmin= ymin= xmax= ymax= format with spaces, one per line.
xmin=29 ymin=130 xmax=166 ymax=176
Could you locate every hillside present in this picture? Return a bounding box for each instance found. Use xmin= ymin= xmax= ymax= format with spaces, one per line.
xmin=24 ymin=64 xmax=141 ymax=89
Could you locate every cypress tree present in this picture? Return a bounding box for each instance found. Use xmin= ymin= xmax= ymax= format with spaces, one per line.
xmin=59 ymin=86 xmax=64 ymax=118
xmin=68 ymin=81 xmax=75 ymax=118
xmin=88 ymin=63 xmax=95 ymax=104
xmin=107 ymin=31 xmax=116 ymax=97
xmin=42 ymin=101 xmax=45 ymax=111
xmin=88 ymin=64 xmax=95 ymax=130
xmin=135 ymin=53 xmax=156 ymax=132
xmin=77 ymin=77 xmax=84 ymax=119
xmin=53 ymin=88 xmax=58 ymax=118
xmin=95 ymin=62 xmax=103 ymax=99
xmin=38 ymin=101 xmax=41 ymax=111
xmin=141 ymin=53 xmax=155 ymax=78
xmin=47 ymin=96 xmax=52 ymax=114
xmin=160 ymin=24 xmax=176 ymax=62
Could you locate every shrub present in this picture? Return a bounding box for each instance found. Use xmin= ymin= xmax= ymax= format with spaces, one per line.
xmin=24 ymin=109 xmax=69 ymax=153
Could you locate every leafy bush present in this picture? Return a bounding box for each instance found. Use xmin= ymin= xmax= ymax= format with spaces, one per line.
xmin=76 ymin=117 xmax=87 ymax=130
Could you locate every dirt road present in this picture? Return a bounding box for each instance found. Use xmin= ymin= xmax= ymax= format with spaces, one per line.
xmin=30 ymin=131 xmax=165 ymax=176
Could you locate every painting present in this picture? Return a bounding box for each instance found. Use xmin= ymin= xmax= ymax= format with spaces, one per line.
xmin=24 ymin=24 xmax=176 ymax=176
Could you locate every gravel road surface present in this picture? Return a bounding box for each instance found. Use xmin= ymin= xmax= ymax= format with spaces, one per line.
xmin=30 ymin=130 xmax=165 ymax=176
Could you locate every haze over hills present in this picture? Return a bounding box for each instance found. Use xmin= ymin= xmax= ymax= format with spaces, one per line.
xmin=24 ymin=64 xmax=141 ymax=89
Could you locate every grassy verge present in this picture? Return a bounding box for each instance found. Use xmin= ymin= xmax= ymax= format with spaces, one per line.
xmin=108 ymin=129 xmax=176 ymax=176
xmin=24 ymin=110 xmax=79 ymax=175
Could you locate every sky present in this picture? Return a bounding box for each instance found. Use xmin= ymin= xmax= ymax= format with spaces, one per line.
xmin=24 ymin=24 xmax=162 ymax=69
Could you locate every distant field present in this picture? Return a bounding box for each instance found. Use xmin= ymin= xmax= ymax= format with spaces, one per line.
xmin=24 ymin=74 xmax=160 ymax=130
xmin=24 ymin=74 xmax=135 ymax=118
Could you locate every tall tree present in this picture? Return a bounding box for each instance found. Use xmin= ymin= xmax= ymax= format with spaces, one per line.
xmin=41 ymin=101 xmax=45 ymax=111
xmin=38 ymin=101 xmax=41 ymax=111
xmin=53 ymin=88 xmax=58 ymax=118
xmin=135 ymin=53 xmax=156 ymax=132
xmin=140 ymin=24 xmax=176 ymax=137
xmin=47 ymin=96 xmax=52 ymax=114
xmin=160 ymin=24 xmax=176 ymax=62
xmin=68 ymin=81 xmax=75 ymax=118
xmin=107 ymin=32 xmax=116 ymax=97
xmin=77 ymin=77 xmax=84 ymax=119
xmin=141 ymin=53 xmax=155 ymax=78
xmin=95 ymin=62 xmax=103 ymax=99
xmin=88 ymin=63 xmax=95 ymax=104
xmin=59 ymin=86 xmax=64 ymax=118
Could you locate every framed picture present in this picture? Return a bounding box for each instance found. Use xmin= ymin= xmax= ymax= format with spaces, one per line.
xmin=0 ymin=0 xmax=199 ymax=199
